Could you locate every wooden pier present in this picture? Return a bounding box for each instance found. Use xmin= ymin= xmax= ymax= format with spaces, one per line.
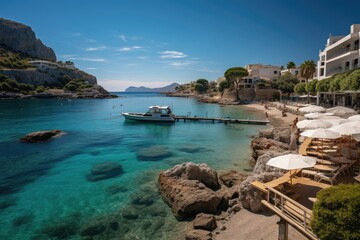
xmin=174 ymin=116 xmax=269 ymax=125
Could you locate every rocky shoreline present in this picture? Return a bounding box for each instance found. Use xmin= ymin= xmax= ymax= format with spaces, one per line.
xmin=159 ymin=92 xmax=302 ymax=239
xmin=157 ymin=125 xmax=295 ymax=239
xmin=0 ymin=85 xmax=118 ymax=99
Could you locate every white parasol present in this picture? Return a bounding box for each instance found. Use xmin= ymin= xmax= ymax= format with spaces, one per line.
xmin=299 ymin=105 xmax=325 ymax=113
xmin=326 ymin=106 xmax=356 ymax=116
xmin=296 ymin=119 xmax=333 ymax=130
xmin=266 ymin=154 xmax=317 ymax=184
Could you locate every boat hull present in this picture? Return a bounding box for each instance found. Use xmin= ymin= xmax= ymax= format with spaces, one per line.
xmin=122 ymin=113 xmax=175 ymax=122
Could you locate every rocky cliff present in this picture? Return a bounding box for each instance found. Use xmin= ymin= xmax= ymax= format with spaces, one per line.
xmin=0 ymin=18 xmax=56 ymax=61
xmin=0 ymin=68 xmax=97 ymax=87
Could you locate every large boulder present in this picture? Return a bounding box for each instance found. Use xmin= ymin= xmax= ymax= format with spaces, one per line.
xmin=158 ymin=163 xmax=225 ymax=219
xmin=259 ymin=127 xmax=291 ymax=144
xmin=193 ymin=213 xmax=217 ymax=231
xmin=86 ymin=162 xmax=123 ymax=182
xmin=239 ymin=151 xmax=291 ymax=213
xmin=20 ymin=130 xmax=62 ymax=143
xmin=163 ymin=162 xmax=220 ymax=190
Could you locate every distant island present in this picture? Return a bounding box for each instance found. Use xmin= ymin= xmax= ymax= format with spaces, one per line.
xmin=125 ymin=82 xmax=179 ymax=93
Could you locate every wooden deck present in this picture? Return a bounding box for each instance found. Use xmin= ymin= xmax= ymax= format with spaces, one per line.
xmin=174 ymin=116 xmax=269 ymax=125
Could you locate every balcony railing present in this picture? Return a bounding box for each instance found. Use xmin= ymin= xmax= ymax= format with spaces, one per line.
xmin=327 ymin=45 xmax=359 ymax=61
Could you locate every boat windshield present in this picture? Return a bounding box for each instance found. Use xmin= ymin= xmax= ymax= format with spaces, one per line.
xmin=146 ymin=107 xmax=172 ymax=115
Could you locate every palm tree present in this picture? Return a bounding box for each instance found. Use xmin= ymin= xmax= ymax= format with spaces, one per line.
xmin=300 ymin=60 xmax=316 ymax=103
xmin=287 ymin=61 xmax=296 ymax=70
xmin=300 ymin=60 xmax=316 ymax=83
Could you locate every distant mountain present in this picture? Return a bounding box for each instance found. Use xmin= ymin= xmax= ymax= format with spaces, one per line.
xmin=125 ymin=82 xmax=179 ymax=92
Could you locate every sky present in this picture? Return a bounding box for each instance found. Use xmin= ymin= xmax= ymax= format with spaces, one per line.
xmin=1 ymin=0 xmax=360 ymax=91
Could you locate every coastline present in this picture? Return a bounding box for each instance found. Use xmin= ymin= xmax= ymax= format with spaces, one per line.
xmin=166 ymin=92 xmax=306 ymax=240
xmin=214 ymin=103 xmax=306 ymax=240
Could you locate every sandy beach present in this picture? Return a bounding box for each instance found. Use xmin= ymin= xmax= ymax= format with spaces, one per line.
xmin=214 ymin=103 xmax=306 ymax=240
xmin=241 ymin=103 xmax=305 ymax=128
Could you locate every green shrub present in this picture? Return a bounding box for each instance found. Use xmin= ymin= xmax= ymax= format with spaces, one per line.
xmin=294 ymin=82 xmax=306 ymax=94
xmin=65 ymin=84 xmax=77 ymax=92
xmin=311 ymin=184 xmax=360 ymax=240
xmin=0 ymin=82 xmax=12 ymax=91
xmin=35 ymin=86 xmax=45 ymax=93
xmin=18 ymin=83 xmax=33 ymax=92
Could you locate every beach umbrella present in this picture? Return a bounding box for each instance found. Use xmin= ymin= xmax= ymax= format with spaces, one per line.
xmin=326 ymin=106 xmax=356 ymax=116
xmin=304 ymin=112 xmax=334 ymax=119
xmin=299 ymin=105 xmax=325 ymax=113
xmin=330 ymin=121 xmax=360 ymax=159
xmin=330 ymin=121 xmax=360 ymax=135
xmin=266 ymin=154 xmax=317 ymax=184
xmin=348 ymin=115 xmax=360 ymax=121
xmin=296 ymin=119 xmax=333 ymax=130
xmin=300 ymin=129 xmax=341 ymax=139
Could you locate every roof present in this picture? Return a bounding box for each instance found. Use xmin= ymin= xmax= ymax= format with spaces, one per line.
xmin=149 ymin=106 xmax=170 ymax=109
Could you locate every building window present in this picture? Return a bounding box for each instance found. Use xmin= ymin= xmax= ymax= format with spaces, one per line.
xmin=355 ymin=40 xmax=359 ymax=50
xmin=295 ymin=70 xmax=299 ymax=75
xmin=320 ymin=68 xmax=324 ymax=76
xmin=248 ymin=79 xmax=252 ymax=83
xmin=273 ymin=71 xmax=278 ymax=74
xmin=353 ymin=59 xmax=358 ymax=68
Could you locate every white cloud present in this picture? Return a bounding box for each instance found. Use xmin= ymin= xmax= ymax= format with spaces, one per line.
xmin=99 ymin=79 xmax=175 ymax=91
xmin=168 ymin=61 xmax=193 ymax=67
xmin=137 ymin=56 xmax=149 ymax=59
xmin=84 ymin=45 xmax=107 ymax=52
xmin=72 ymin=32 xmax=82 ymax=37
xmin=84 ymin=67 xmax=97 ymax=70
xmin=61 ymin=54 xmax=77 ymax=58
xmin=160 ymin=50 xmax=188 ymax=59
xmin=117 ymin=46 xmax=144 ymax=52
xmin=118 ymin=34 xmax=127 ymax=42
xmin=127 ymin=63 xmax=139 ymax=66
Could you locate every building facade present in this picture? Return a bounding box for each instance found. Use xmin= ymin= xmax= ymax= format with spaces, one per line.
xmin=317 ymin=24 xmax=360 ymax=80
xmin=242 ymin=64 xmax=281 ymax=88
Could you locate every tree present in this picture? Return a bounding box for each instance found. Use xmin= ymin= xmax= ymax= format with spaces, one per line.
xmin=287 ymin=61 xmax=296 ymax=70
xmin=311 ymin=184 xmax=360 ymax=240
xmin=219 ymin=80 xmax=230 ymax=92
xmin=305 ymin=79 xmax=318 ymax=93
xmin=274 ymin=72 xmax=299 ymax=96
xmin=316 ymin=78 xmax=330 ymax=92
xmin=224 ymin=67 xmax=248 ymax=101
xmin=300 ymin=60 xmax=316 ymax=83
xmin=294 ymin=82 xmax=306 ymax=94
xmin=300 ymin=60 xmax=316 ymax=103
xmin=194 ymin=78 xmax=209 ymax=94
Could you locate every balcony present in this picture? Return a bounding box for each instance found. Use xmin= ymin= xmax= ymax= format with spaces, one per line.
xmin=327 ymin=45 xmax=359 ymax=60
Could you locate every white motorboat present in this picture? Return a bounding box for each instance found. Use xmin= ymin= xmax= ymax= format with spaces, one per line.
xmin=122 ymin=106 xmax=175 ymax=122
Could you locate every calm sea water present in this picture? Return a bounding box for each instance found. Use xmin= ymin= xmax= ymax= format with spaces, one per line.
xmin=0 ymin=92 xmax=266 ymax=240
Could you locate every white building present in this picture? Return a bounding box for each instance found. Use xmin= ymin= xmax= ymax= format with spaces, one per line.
xmin=242 ymin=64 xmax=281 ymax=88
xmin=29 ymin=60 xmax=76 ymax=70
xmin=280 ymin=68 xmax=307 ymax=82
xmin=317 ymin=24 xmax=360 ymax=80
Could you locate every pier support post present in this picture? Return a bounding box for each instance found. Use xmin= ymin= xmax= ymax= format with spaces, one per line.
xmin=277 ymin=218 xmax=288 ymax=240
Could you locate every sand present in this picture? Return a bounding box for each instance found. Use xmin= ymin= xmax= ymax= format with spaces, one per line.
xmin=213 ymin=103 xmax=307 ymax=240
xmin=240 ymin=103 xmax=305 ymax=128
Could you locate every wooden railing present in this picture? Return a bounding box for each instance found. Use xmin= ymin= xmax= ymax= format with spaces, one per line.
xmin=262 ymin=186 xmax=318 ymax=240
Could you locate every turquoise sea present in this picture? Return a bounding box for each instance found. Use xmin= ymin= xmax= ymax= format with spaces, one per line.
xmin=0 ymin=93 xmax=266 ymax=240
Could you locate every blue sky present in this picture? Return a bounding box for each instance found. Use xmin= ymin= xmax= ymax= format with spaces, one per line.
xmin=1 ymin=0 xmax=360 ymax=90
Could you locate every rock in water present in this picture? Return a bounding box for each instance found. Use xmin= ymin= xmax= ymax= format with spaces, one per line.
xmin=86 ymin=162 xmax=123 ymax=182
xmin=136 ymin=145 xmax=172 ymax=161
xmin=158 ymin=162 xmax=226 ymax=219
xmin=20 ymin=130 xmax=62 ymax=143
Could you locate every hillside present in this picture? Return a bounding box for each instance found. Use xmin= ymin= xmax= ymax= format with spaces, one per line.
xmin=125 ymin=82 xmax=179 ymax=92
xmin=0 ymin=18 xmax=115 ymax=98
